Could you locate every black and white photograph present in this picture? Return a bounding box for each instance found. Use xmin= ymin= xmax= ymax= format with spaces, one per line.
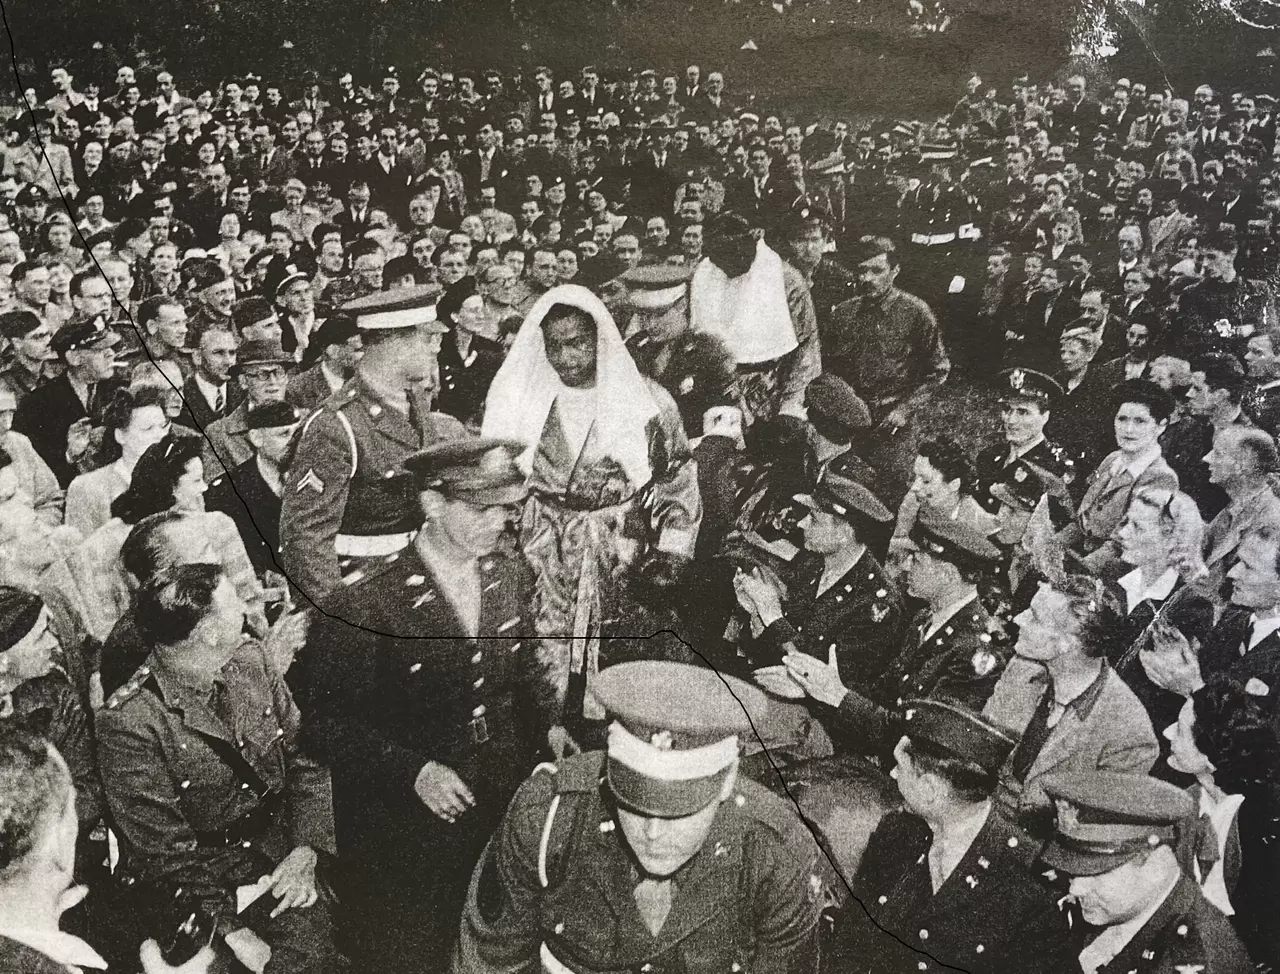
xmin=1 ymin=0 xmax=1280 ymax=971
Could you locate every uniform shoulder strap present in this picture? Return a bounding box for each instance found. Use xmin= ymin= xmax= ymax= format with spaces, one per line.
xmin=536 ymin=754 xmax=605 ymax=890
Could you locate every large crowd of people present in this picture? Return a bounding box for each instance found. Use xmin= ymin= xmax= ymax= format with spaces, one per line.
xmin=0 ymin=50 xmax=1280 ymax=974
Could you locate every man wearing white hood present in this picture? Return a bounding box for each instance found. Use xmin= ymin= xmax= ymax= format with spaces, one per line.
xmin=689 ymin=211 xmax=821 ymax=426
xmin=482 ymin=285 xmax=701 ymax=739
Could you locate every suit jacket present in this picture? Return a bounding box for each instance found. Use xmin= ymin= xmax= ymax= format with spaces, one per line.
xmin=1243 ymin=382 xmax=1280 ymax=438
xmin=335 ymin=204 xmax=374 ymax=243
xmin=1200 ymin=606 xmax=1280 ymax=718
xmin=203 ymin=400 xmax=254 ymax=479
xmin=833 ymin=809 xmax=1077 ymax=974
xmin=12 ymin=373 xmax=120 ymax=489
xmin=1049 ymin=358 xmax=1127 ymax=471
xmin=206 ymin=456 xmax=283 ymax=579
xmin=1161 ymin=416 xmax=1232 ymax=522
xmin=175 ymin=374 xmax=238 ymax=435
xmin=992 ymin=663 xmax=1159 ymax=821
xmin=1063 ymin=450 xmax=1179 ymax=555
xmin=436 ymin=333 xmax=504 ymax=427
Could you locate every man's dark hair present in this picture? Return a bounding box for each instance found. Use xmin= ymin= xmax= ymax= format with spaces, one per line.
xmin=0 ymin=309 xmax=42 ymax=338
xmin=1201 ymin=223 xmax=1239 ymax=255
xmin=918 ymin=438 xmax=975 ymax=496
xmin=1191 ymin=673 xmax=1280 ymax=795
xmin=383 ymin=255 xmax=422 ymax=285
xmin=1053 ymin=573 xmax=1111 ymax=659
xmin=1193 ymin=352 xmax=1247 ymax=405
xmin=0 ymin=726 xmax=70 ymax=884
xmin=136 ymin=562 xmax=225 ymax=647
xmin=120 ymin=510 xmax=187 ymax=586
xmin=9 ymin=262 xmax=40 ymax=283
xmin=901 ymin=735 xmax=996 ymax=803
xmin=1112 ymin=378 xmax=1176 ymax=424
xmin=138 ymin=293 xmax=183 ymax=331
xmin=69 ymin=268 xmax=105 ymax=299
xmin=311 ymin=222 xmax=341 ymax=251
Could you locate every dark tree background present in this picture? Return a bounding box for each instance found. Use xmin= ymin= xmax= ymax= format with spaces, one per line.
xmin=0 ymin=0 xmax=1272 ymax=119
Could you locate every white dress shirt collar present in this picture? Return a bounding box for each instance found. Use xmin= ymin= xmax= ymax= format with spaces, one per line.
xmin=1117 ymin=566 xmax=1179 ymax=614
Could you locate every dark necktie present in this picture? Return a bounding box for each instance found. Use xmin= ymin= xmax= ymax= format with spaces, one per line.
xmin=214 ymin=386 xmax=224 ymax=414
xmin=634 ymin=878 xmax=673 ymax=936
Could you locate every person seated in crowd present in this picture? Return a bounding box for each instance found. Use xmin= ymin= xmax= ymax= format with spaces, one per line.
xmin=987 ymin=575 xmax=1159 ymax=833
xmin=829 ymin=699 xmax=1077 ymax=974
xmin=1165 ymin=674 xmax=1280 ymax=971
xmin=1243 ymin=325 xmax=1280 ymax=437
xmin=1195 ymin=426 xmax=1280 ymax=595
xmin=1048 ymin=325 xmax=1125 ymax=472
xmin=0 ymin=384 xmax=63 ymax=529
xmin=0 ymin=309 xmax=60 ymax=408
xmin=97 ymin=563 xmax=340 ymax=974
xmin=48 ymin=435 xmax=262 ymax=646
xmin=13 ymin=314 xmax=122 ymax=489
xmin=891 ymin=438 xmax=997 ymax=569
xmin=1040 ymin=771 xmax=1254 ymax=974
xmin=137 ymin=294 xmax=194 ymax=380
xmin=975 ymin=368 xmax=1076 ymax=512
xmin=434 ymin=290 xmax=504 ymax=428
xmin=0 ymin=726 xmax=210 ymax=974
xmin=1163 ymin=352 xmax=1250 ymax=521
xmin=63 ymin=387 xmax=171 ymax=538
xmin=1100 ymin=487 xmax=1215 ymax=768
xmin=176 ymin=325 xmax=240 ymax=433
xmin=206 ymin=402 xmax=302 ymax=582
xmin=1059 ymin=379 xmax=1179 ymax=564
xmin=202 ymin=338 xmax=292 ymax=479
xmin=733 ymin=475 xmax=903 ymax=705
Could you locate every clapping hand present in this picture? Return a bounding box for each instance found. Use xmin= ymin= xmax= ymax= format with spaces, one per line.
xmin=783 ymin=648 xmax=849 ymax=707
xmin=733 ymin=567 xmax=784 ymax=626
xmin=1140 ymin=616 xmax=1204 ymax=697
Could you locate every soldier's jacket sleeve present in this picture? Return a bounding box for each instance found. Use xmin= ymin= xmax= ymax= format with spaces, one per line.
xmin=454 ymin=768 xmax=558 ymax=974
xmin=294 ymin=607 xmax=432 ymax=798
xmin=96 ymin=703 xmax=240 ymax=924
xmin=256 ymin=642 xmax=336 ymax=856
xmin=647 ymin=382 xmax=703 ymax=559
xmin=279 ymin=408 xmax=354 ymax=603
xmin=744 ymin=812 xmax=823 ymax=974
xmin=780 ymin=265 xmax=822 ymax=416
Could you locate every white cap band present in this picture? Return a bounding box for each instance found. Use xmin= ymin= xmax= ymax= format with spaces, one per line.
xmin=360 ymin=306 xmax=439 ymax=330
xmin=607 ymin=721 xmax=738 ymax=782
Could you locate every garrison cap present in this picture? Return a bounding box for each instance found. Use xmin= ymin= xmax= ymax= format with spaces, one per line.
xmin=404 ymin=437 xmax=529 ymax=506
xmin=794 ymin=473 xmax=892 ymax=524
xmin=52 ymin=314 xmax=120 ymax=356
xmin=1040 ymin=771 xmax=1194 ymax=876
xmin=999 ymin=368 xmax=1062 ymax=408
xmin=592 ymin=660 xmax=767 ymax=817
xmin=902 ymin=698 xmax=1018 ymax=776
xmin=0 ymin=587 xmax=44 ymax=653
xmin=804 ymin=373 xmax=872 ymax=435
xmin=907 ymin=507 xmax=1001 ymax=570
xmin=342 ymin=284 xmax=448 ymax=333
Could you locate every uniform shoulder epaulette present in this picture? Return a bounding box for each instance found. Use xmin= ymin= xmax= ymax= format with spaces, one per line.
xmin=555 ymin=752 xmax=607 ymax=794
xmin=104 ymin=664 xmax=153 ymax=710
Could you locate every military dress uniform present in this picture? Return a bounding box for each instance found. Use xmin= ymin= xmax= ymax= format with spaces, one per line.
xmin=278 ymin=286 xmax=465 ymax=602
xmin=455 ymin=662 xmax=824 ymax=974
xmin=831 ymin=700 xmax=1078 ymax=974
xmin=96 ymin=641 xmax=338 ymax=972
xmin=1041 ymin=771 xmax=1254 ymax=974
xmin=975 ymin=370 xmax=1076 ymax=512
xmin=290 ymin=438 xmax=545 ymax=974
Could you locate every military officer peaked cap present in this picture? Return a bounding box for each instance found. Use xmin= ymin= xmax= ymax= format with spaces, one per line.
xmin=592 ymin=661 xmax=768 ymax=818
xmin=1040 ymin=771 xmax=1194 ymax=876
xmin=620 ymin=263 xmax=692 ymax=310
xmin=342 ymin=284 xmax=448 ymax=333
xmin=795 ymin=473 xmax=892 ymax=525
xmin=998 ymin=368 xmax=1062 ymax=407
xmin=405 ymin=437 xmax=529 ymax=506
xmin=53 ymin=314 xmax=120 ymax=356
xmin=908 ymin=507 xmax=1001 ymax=570
xmin=902 ymin=698 xmax=1017 ymax=777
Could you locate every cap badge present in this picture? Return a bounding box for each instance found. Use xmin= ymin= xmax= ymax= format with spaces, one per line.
xmin=1014 ymin=466 xmax=1027 ymax=483
xmin=871 ymin=604 xmax=889 ymax=623
xmin=650 ymin=730 xmax=674 ymax=751
xmin=972 ymin=650 xmax=997 ymax=677
xmin=1009 ymin=368 xmax=1025 ymax=390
